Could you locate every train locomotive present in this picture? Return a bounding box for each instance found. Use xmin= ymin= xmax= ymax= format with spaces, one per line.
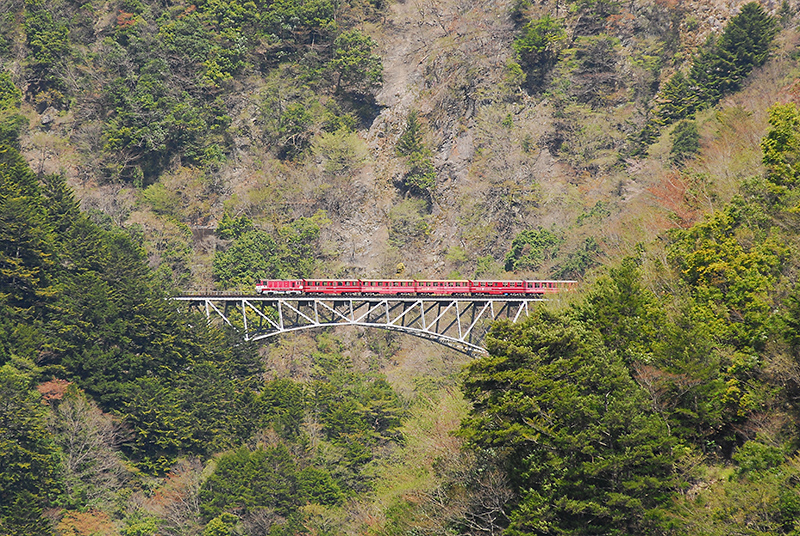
xmin=255 ymin=279 xmax=576 ymax=296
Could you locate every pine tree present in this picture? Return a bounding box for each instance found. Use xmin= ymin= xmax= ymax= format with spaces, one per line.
xmin=460 ymin=309 xmax=677 ymax=535
xmin=0 ymin=364 xmax=61 ymax=536
xmin=654 ymin=71 xmax=696 ymax=125
xmin=690 ymin=3 xmax=777 ymax=107
xmin=0 ymin=145 xmax=56 ymax=318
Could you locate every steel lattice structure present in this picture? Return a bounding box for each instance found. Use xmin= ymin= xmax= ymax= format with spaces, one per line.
xmin=172 ymin=295 xmax=546 ymax=354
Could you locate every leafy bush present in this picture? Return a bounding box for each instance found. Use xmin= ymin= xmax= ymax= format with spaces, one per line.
xmin=388 ymin=198 xmax=431 ymax=247
xmin=213 ymin=211 xmax=328 ymax=289
xmin=512 ymin=15 xmax=566 ymax=89
xmin=504 ymin=228 xmax=561 ymax=272
xmin=329 ymin=30 xmax=383 ymax=97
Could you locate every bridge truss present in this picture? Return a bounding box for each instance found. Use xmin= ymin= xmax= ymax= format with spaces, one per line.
xmin=172 ymin=295 xmax=546 ymax=354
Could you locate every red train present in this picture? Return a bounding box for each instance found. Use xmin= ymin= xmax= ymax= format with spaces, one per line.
xmin=255 ymin=279 xmax=577 ymax=296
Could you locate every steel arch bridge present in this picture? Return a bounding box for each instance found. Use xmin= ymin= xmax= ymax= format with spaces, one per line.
xmin=172 ymin=295 xmax=547 ymax=354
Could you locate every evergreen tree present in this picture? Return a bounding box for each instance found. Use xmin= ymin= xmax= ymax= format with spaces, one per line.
xmin=329 ymin=30 xmax=383 ymax=97
xmin=670 ymin=119 xmax=700 ymax=164
xmin=690 ymin=3 xmax=777 ymax=107
xmin=654 ymin=71 xmax=696 ymax=125
xmin=199 ymin=444 xmax=300 ymax=519
xmin=460 ymin=310 xmax=677 ymax=535
xmin=762 ymin=102 xmax=800 ymax=190
xmin=0 ymin=363 xmax=61 ymax=536
xmin=396 ymin=111 xmax=436 ymax=197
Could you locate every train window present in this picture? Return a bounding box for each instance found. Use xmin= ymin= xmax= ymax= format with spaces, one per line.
xmin=337 ymin=282 xmax=342 ymax=286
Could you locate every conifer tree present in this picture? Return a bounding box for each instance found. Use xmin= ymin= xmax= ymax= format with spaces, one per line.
xmin=0 ymin=364 xmax=61 ymax=536
xmin=460 ymin=309 xmax=677 ymax=535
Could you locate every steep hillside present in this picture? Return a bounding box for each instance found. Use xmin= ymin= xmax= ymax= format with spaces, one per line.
xmin=3 ymin=0 xmax=793 ymax=288
xmin=6 ymin=0 xmax=800 ymax=534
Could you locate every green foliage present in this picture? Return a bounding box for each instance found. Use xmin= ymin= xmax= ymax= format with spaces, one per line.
xmin=387 ymin=198 xmax=431 ymax=247
xmin=654 ymin=71 xmax=697 ymax=126
xmin=297 ymin=467 xmax=343 ymax=505
xmin=504 ymin=227 xmax=561 ymax=272
xmin=762 ymin=102 xmax=800 ymax=194
xmin=303 ymin=343 xmax=405 ymax=493
xmin=278 ymin=102 xmax=314 ymax=159
xmin=329 ymin=30 xmax=383 ymax=97
xmin=667 ymin=200 xmax=786 ymax=350
xmin=475 ymin=255 xmax=503 ymax=278
xmin=0 ymin=145 xmax=56 ymax=316
xmin=313 ymin=128 xmax=368 ymax=174
xmin=690 ymin=3 xmax=777 ymax=106
xmin=554 ymin=237 xmax=600 ymax=279
xmin=733 ymin=440 xmax=784 ymax=476
xmin=460 ymin=309 xmax=677 ymax=535
xmin=102 ymin=56 xmax=228 ymax=180
xmin=1 ymin=147 xmax=265 ymax=475
xmin=202 ymin=513 xmax=238 ymax=536
xmin=23 ymin=0 xmax=69 ymax=99
xmin=397 ymin=111 xmax=425 ymax=156
xmin=0 ymin=363 xmax=61 ymax=536
xmin=0 ymin=72 xmax=22 ymax=110
xmin=396 ymin=111 xmax=436 ymax=196
xmin=216 ymin=212 xmax=254 ymax=240
xmin=670 ymin=119 xmax=700 ymax=164
xmin=200 ymin=444 xmax=300 ymax=519
xmin=258 ymin=378 xmax=305 ymax=439
xmin=512 ymin=15 xmax=566 ymax=89
xmin=213 ymin=229 xmax=281 ymax=287
xmin=123 ymin=359 xmax=255 ymax=472
xmin=648 ymin=2 xmax=777 ymax=139
xmin=580 ymin=257 xmax=664 ymax=360
xmin=213 ymin=210 xmax=329 ymax=289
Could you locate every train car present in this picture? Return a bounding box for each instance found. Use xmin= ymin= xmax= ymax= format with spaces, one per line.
xmin=303 ymin=279 xmax=362 ymax=294
xmin=469 ymin=280 xmax=525 ymax=295
xmin=255 ymin=279 xmax=303 ymax=295
xmin=255 ymin=279 xmax=577 ymax=296
xmin=415 ymin=280 xmax=471 ymax=295
xmin=361 ymin=280 xmax=416 ymax=295
xmin=526 ymin=280 xmax=571 ymax=294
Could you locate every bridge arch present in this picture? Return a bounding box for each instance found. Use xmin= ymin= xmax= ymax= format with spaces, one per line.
xmin=172 ymin=295 xmax=546 ymax=354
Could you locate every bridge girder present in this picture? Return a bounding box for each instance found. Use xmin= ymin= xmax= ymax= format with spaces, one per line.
xmin=172 ymin=296 xmax=545 ymax=354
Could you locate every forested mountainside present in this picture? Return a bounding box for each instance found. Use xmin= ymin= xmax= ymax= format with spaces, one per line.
xmin=5 ymin=0 xmax=800 ymax=534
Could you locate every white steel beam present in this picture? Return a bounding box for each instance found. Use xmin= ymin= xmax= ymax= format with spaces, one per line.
xmin=172 ymin=296 xmax=546 ymax=354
